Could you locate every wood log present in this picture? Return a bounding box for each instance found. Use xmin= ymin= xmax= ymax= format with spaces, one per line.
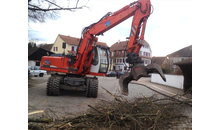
xmin=28 ymin=118 xmax=52 ymax=123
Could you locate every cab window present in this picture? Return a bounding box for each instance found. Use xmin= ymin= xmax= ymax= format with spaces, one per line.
xmin=99 ymin=48 xmax=109 ymax=73
xmin=91 ymin=48 xmax=98 ymax=65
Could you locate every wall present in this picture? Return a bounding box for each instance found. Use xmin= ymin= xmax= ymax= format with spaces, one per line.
xmin=151 ymin=73 xmax=184 ymax=89
xmin=51 ymin=36 xmax=64 ymax=54
xmin=50 ymin=36 xmax=77 ymax=54
xmin=28 ymin=60 xmax=36 ymax=66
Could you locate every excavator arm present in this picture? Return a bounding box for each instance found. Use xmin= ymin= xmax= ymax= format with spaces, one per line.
xmin=75 ymin=0 xmax=166 ymax=95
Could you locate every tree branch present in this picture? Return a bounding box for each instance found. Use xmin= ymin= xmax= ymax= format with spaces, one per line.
xmin=28 ymin=4 xmax=86 ymax=12
xmin=28 ymin=0 xmax=89 ymax=23
xmin=44 ymin=0 xmax=63 ymax=9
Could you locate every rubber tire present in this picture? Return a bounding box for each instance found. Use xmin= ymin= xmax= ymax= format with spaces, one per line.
xmin=53 ymin=77 xmax=60 ymax=96
xmin=39 ymin=73 xmax=44 ymax=77
xmin=46 ymin=76 xmax=60 ymax=96
xmin=85 ymin=78 xmax=98 ymax=98
xmin=91 ymin=79 xmax=98 ymax=98
xmin=46 ymin=77 xmax=52 ymax=96
xmin=85 ymin=78 xmax=91 ymax=97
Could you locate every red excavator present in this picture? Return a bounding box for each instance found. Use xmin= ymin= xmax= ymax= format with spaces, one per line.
xmin=40 ymin=0 xmax=166 ymax=97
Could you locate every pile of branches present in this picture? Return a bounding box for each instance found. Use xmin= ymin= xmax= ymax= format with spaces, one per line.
xmin=29 ymin=88 xmax=192 ymax=130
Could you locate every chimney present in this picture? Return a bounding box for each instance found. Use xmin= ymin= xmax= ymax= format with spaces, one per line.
xmin=118 ymin=40 xmax=120 ymax=44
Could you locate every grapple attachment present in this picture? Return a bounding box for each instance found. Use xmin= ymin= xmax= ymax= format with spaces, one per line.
xmin=119 ymin=63 xmax=166 ymax=96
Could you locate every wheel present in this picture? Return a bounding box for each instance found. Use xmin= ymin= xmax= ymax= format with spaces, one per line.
xmin=53 ymin=77 xmax=60 ymax=96
xmin=91 ymin=79 xmax=98 ymax=98
xmin=39 ymin=73 xmax=44 ymax=77
xmin=85 ymin=78 xmax=98 ymax=98
xmin=46 ymin=77 xmax=52 ymax=96
xmin=46 ymin=76 xmax=60 ymax=96
xmin=85 ymin=78 xmax=91 ymax=97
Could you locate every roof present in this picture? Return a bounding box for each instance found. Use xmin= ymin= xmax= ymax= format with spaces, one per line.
xmin=28 ymin=47 xmax=54 ymax=61
xmin=110 ymin=41 xmax=127 ymax=51
xmin=174 ymin=58 xmax=192 ymax=65
xmin=110 ymin=40 xmax=150 ymax=51
xmin=151 ymin=57 xmax=166 ymax=66
xmin=59 ymin=34 xmax=108 ymax=47
xmin=40 ymin=44 xmax=53 ymax=51
xmin=95 ymin=42 xmax=108 ymax=47
xmin=28 ymin=47 xmax=39 ymax=56
xmin=59 ymin=34 xmax=81 ymax=46
xmin=167 ymin=45 xmax=192 ymax=57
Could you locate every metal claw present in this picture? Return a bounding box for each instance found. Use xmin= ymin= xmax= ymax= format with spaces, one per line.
xmin=119 ymin=63 xmax=166 ymax=96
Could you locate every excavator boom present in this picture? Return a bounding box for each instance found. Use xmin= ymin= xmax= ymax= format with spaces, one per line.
xmin=76 ymin=0 xmax=166 ymax=95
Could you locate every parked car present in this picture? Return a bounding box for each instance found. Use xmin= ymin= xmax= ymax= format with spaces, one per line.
xmin=107 ymin=71 xmax=117 ymax=77
xmin=28 ymin=66 xmax=47 ymax=77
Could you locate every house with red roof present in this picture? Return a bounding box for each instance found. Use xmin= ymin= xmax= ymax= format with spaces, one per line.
xmin=51 ymin=34 xmax=108 ymax=54
xmin=109 ymin=40 xmax=152 ymax=71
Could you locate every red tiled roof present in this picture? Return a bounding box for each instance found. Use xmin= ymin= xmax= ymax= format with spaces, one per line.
xmin=59 ymin=34 xmax=81 ymax=46
xmin=59 ymin=34 xmax=108 ymax=47
xmin=110 ymin=41 xmax=128 ymax=51
xmin=110 ymin=40 xmax=149 ymax=51
xmin=95 ymin=42 xmax=108 ymax=47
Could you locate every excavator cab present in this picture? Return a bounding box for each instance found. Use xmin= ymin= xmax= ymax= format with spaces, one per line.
xmin=89 ymin=45 xmax=110 ymax=75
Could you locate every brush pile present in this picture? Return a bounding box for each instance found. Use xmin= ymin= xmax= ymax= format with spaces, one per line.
xmin=28 ymin=87 xmax=192 ymax=130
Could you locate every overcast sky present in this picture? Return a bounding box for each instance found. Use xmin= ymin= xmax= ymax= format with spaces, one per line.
xmin=29 ymin=0 xmax=194 ymax=56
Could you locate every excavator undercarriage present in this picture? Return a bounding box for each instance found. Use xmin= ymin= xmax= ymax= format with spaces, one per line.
xmin=46 ymin=74 xmax=98 ymax=98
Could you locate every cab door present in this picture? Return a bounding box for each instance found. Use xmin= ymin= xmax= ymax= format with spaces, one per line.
xmin=90 ymin=46 xmax=109 ymax=74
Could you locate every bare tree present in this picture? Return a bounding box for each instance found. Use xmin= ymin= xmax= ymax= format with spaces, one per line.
xmin=28 ymin=0 xmax=88 ymax=23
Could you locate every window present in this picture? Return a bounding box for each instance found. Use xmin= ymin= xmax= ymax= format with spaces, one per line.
xmin=114 ymin=59 xmax=116 ymax=63
xmin=91 ymin=48 xmax=98 ymax=65
xmin=117 ymin=59 xmax=119 ymax=63
xmin=112 ymin=52 xmax=115 ymax=56
xmin=118 ymin=51 xmax=121 ymax=55
xmin=99 ymin=48 xmax=109 ymax=73
xmin=143 ymin=52 xmax=146 ymax=56
xmin=74 ymin=46 xmax=77 ymax=51
xmin=53 ymin=46 xmax=58 ymax=52
xmin=139 ymin=51 xmax=142 ymax=56
xmin=120 ymin=59 xmax=122 ymax=63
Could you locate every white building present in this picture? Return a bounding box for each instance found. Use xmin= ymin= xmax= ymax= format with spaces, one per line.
xmin=109 ymin=40 xmax=152 ymax=71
